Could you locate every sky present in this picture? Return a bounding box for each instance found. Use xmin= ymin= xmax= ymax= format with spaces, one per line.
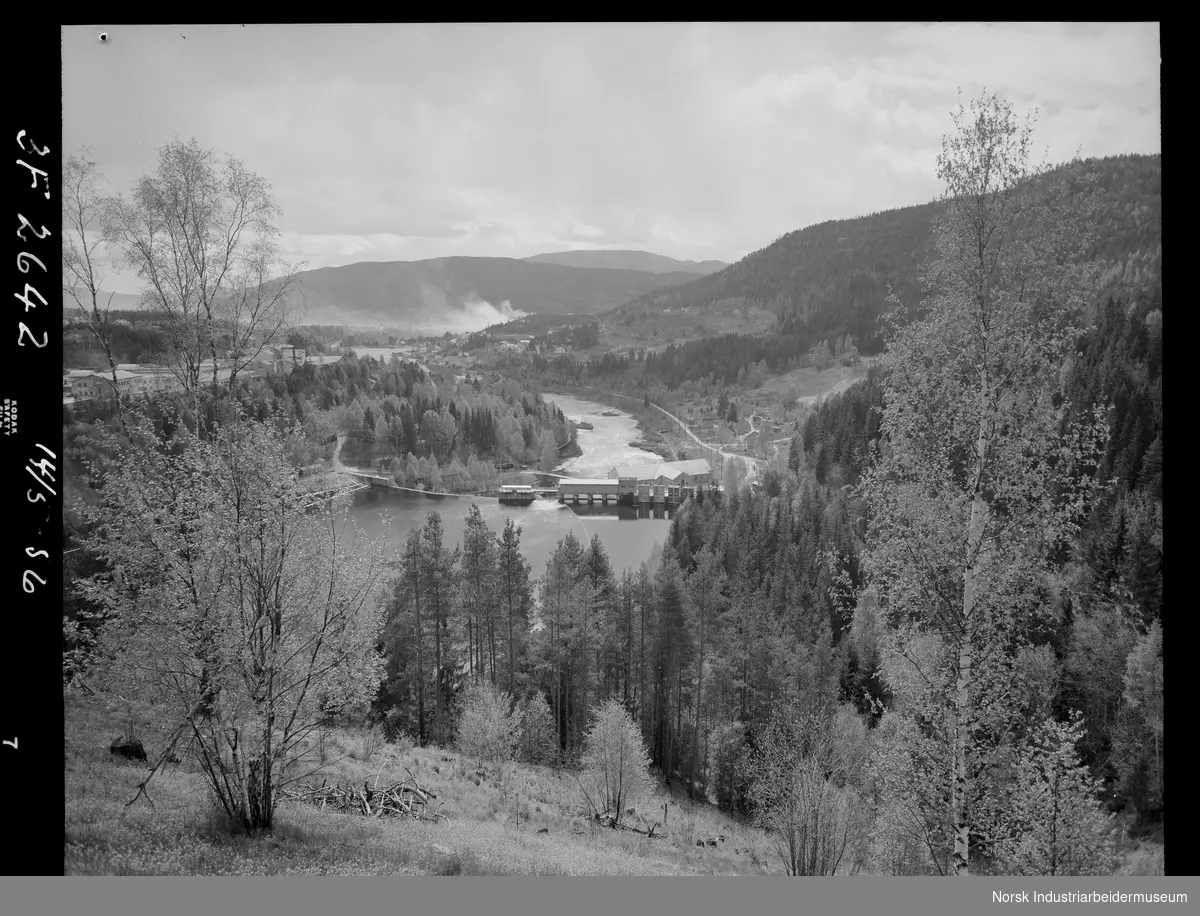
xmin=63 ymin=23 xmax=1161 ymax=294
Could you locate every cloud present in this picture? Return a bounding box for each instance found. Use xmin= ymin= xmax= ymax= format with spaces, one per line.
xmin=63 ymin=23 xmax=1160 ymax=277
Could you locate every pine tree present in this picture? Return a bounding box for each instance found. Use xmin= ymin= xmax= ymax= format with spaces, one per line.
xmin=496 ymin=518 xmax=532 ymax=696
xmin=460 ymin=504 xmax=497 ymax=684
xmin=686 ymin=547 xmax=728 ymax=798
xmin=787 ymin=435 xmax=803 ymax=475
xmin=420 ymin=511 xmax=459 ymax=746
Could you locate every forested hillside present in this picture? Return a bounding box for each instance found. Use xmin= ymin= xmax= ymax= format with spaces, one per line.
xmin=289 ymin=257 xmax=705 ymax=326
xmin=600 ymin=154 xmax=1159 ymax=387
xmin=64 ymin=354 xmax=578 ymax=496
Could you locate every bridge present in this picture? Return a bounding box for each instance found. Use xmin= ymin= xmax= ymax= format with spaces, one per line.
xmin=346 ymin=471 xmax=397 ymax=489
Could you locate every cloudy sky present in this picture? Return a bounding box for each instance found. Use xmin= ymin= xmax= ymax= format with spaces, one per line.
xmin=63 ymin=23 xmax=1160 ymax=293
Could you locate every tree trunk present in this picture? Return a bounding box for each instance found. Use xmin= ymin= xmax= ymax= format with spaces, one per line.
xmin=954 ymin=402 xmax=991 ymax=876
xmin=434 ymin=598 xmax=443 ymax=746
xmin=581 ymin=597 xmax=589 ymax=733
xmin=625 ymin=584 xmax=633 ymax=707
xmin=639 ymin=597 xmax=646 ymax=738
xmin=489 ymin=618 xmax=497 ymax=686
xmin=691 ymin=614 xmax=704 ymax=800
xmin=507 ymin=587 xmax=515 ymax=696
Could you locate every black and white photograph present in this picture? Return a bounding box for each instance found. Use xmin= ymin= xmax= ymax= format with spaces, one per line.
xmin=54 ymin=22 xmax=1164 ymax=891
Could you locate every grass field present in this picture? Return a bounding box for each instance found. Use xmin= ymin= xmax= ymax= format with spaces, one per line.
xmin=757 ymin=361 xmax=875 ymax=405
xmin=64 ymin=689 xmax=1163 ymax=875
xmin=64 ymin=689 xmax=777 ymax=876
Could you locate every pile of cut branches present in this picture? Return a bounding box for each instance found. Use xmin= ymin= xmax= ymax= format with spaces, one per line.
xmin=283 ymin=767 xmax=447 ymax=823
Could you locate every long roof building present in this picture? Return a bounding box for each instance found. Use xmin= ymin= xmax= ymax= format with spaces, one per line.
xmin=608 ymin=458 xmax=712 ymax=482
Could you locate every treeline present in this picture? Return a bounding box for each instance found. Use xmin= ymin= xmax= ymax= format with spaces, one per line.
xmin=64 ymin=321 xmax=165 ymax=367
xmin=582 ymin=331 xmax=854 ymax=393
xmin=64 ymin=353 xmax=577 ymax=491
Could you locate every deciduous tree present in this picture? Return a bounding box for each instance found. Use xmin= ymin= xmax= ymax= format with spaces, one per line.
xmin=104 ymin=139 xmax=301 ymax=397
xmin=578 ymin=699 xmax=653 ymax=827
xmin=77 ymin=408 xmax=387 ymax=831
xmin=861 ymin=91 xmax=1105 ymax=875
xmin=456 ymin=681 xmax=522 ymax=768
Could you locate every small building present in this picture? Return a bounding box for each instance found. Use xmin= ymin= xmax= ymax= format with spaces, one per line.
xmin=499 ymin=484 xmax=536 ymax=505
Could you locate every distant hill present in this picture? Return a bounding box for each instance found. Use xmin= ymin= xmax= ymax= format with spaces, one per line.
xmin=607 ymin=154 xmax=1161 ymax=355
xmin=289 ymin=257 xmax=703 ymax=329
xmin=524 ymin=250 xmax=728 ymax=275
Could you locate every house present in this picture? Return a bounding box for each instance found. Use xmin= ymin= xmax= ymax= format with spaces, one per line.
xmin=115 ymin=364 xmax=185 ymax=394
xmin=70 ymin=369 xmax=147 ymax=401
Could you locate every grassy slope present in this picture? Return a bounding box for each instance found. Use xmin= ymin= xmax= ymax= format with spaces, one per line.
xmin=64 ymin=689 xmax=777 ymax=876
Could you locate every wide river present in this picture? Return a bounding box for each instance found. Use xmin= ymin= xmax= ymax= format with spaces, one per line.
xmin=340 ymin=393 xmax=672 ymax=582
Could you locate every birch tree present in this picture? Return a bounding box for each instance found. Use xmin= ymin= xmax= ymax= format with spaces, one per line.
xmin=861 ymin=92 xmax=1105 ymax=875
xmin=578 ymin=699 xmax=653 ymax=827
xmin=456 ymin=681 xmax=522 ymax=768
xmin=77 ymin=407 xmax=387 ymax=832
xmin=62 ymin=150 xmax=124 ymax=424
xmin=979 ymin=715 xmax=1115 ymax=875
xmin=104 ymin=138 xmax=301 ymax=397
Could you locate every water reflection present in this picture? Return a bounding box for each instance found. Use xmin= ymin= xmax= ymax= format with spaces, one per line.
xmin=343 ymin=488 xmax=671 ymax=581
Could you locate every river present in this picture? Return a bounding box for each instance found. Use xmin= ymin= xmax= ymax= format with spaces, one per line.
xmin=338 ymin=393 xmax=673 ymax=582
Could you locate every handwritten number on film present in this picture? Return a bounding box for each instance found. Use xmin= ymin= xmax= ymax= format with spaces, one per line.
xmin=10 ymin=131 xmax=53 ymax=755
xmin=15 ymin=130 xmax=51 ymax=348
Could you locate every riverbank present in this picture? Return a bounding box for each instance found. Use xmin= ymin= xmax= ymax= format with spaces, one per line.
xmin=540 ymin=392 xmax=668 ymax=477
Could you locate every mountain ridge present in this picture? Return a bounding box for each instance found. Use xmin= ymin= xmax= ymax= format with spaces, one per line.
xmin=523 ymin=249 xmax=727 ymax=275
xmin=287 ymin=255 xmax=705 ymax=328
xmin=605 ymin=153 xmax=1161 ymax=354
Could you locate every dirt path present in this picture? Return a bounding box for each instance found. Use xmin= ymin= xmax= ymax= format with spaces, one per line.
xmin=646 ymin=403 xmax=765 ymax=479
